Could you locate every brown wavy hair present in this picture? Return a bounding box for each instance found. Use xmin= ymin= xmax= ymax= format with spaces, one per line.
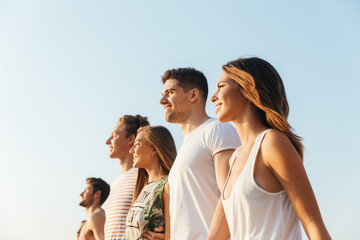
xmin=132 ymin=126 xmax=177 ymax=204
xmin=223 ymin=57 xmax=303 ymax=158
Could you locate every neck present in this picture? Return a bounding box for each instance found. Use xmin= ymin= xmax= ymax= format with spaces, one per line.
xmin=145 ymin=161 xmax=166 ymax=183
xmin=179 ymin=109 xmax=210 ymax=135
xmin=233 ymin=116 xmax=267 ymax=146
xmin=118 ymin=153 xmax=134 ymax=173
xmin=85 ymin=203 xmax=102 ymax=217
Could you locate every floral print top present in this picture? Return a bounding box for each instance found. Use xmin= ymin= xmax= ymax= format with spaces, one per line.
xmin=125 ymin=176 xmax=168 ymax=240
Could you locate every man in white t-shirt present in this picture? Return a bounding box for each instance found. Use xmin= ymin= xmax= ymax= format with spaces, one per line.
xmin=157 ymin=68 xmax=240 ymax=240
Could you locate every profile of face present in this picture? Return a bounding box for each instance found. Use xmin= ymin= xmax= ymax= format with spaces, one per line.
xmin=211 ymin=71 xmax=249 ymax=123
xmin=160 ymin=79 xmax=191 ymax=123
xmin=106 ymin=123 xmax=133 ymax=159
xmin=79 ymin=184 xmax=94 ymax=207
xmin=129 ymin=131 xmax=157 ymax=170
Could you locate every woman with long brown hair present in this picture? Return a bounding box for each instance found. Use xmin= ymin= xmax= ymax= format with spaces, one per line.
xmin=125 ymin=126 xmax=176 ymax=240
xmin=208 ymin=57 xmax=331 ymax=240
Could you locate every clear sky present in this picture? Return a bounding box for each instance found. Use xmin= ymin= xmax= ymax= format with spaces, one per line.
xmin=0 ymin=0 xmax=359 ymax=239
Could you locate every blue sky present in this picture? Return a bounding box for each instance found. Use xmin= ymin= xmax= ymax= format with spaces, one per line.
xmin=0 ymin=1 xmax=359 ymax=239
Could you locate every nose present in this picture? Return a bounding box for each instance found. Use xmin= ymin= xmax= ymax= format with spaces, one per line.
xmin=210 ymin=92 xmax=218 ymax=103
xmin=80 ymin=191 xmax=84 ymax=197
xmin=160 ymin=95 xmax=167 ymax=105
xmin=105 ymin=137 xmax=111 ymax=145
xmin=129 ymin=145 xmax=135 ymax=154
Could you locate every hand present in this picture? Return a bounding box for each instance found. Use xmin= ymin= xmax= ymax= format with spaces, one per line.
xmin=142 ymin=226 xmax=165 ymax=240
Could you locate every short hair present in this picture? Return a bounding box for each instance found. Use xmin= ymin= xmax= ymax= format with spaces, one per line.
xmin=86 ymin=177 xmax=110 ymax=205
xmin=161 ymin=68 xmax=208 ymax=104
xmin=118 ymin=115 xmax=150 ymax=138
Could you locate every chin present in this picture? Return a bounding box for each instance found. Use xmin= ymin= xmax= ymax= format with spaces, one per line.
xmin=133 ymin=162 xmax=140 ymax=168
xmin=165 ymin=115 xmax=177 ymax=123
xmin=217 ymin=115 xmax=231 ymax=123
xmin=166 ymin=112 xmax=186 ymax=123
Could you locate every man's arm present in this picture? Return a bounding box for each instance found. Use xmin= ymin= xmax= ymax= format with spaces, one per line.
xmin=88 ymin=212 xmax=106 ymax=240
xmin=207 ymin=199 xmax=230 ymax=240
xmin=206 ymin=149 xmax=234 ymax=240
xmin=214 ymin=149 xmax=234 ymax=190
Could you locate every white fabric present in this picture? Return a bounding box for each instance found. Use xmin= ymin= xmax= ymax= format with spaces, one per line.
xmin=169 ymin=118 xmax=240 ymax=240
xmin=222 ymin=130 xmax=302 ymax=240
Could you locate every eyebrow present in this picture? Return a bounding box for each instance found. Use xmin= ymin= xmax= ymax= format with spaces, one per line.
xmin=162 ymin=88 xmax=176 ymax=95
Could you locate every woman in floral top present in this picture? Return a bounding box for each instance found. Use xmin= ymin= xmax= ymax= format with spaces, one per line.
xmin=125 ymin=126 xmax=176 ymax=240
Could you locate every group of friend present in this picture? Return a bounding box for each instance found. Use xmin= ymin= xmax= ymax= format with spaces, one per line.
xmin=77 ymin=57 xmax=332 ymax=240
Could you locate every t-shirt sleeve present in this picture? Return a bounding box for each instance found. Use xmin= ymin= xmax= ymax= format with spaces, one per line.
xmin=206 ymin=122 xmax=241 ymax=157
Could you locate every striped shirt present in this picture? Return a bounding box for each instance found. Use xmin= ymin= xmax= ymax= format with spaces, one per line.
xmin=105 ymin=168 xmax=137 ymax=240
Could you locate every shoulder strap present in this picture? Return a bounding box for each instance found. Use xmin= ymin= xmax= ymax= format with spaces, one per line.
xmin=248 ymin=129 xmax=271 ymax=169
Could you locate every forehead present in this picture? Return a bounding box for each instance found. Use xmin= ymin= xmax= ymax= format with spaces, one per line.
xmin=162 ymin=79 xmax=184 ymax=91
xmin=85 ymin=184 xmax=93 ymax=191
xmin=135 ymin=131 xmax=147 ymax=141
xmin=217 ymin=71 xmax=231 ymax=82
xmin=112 ymin=123 xmax=127 ymax=134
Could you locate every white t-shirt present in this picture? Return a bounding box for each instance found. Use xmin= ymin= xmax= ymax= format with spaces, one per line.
xmin=169 ymin=118 xmax=240 ymax=240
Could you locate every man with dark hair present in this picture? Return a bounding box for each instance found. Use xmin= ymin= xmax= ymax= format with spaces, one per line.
xmin=104 ymin=115 xmax=150 ymax=240
xmin=78 ymin=177 xmax=110 ymax=240
xmin=156 ymin=68 xmax=240 ymax=240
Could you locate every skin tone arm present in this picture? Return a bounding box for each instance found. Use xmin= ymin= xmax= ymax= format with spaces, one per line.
xmin=142 ymin=182 xmax=170 ymax=240
xmin=88 ymin=212 xmax=106 ymax=240
xmin=262 ymin=130 xmax=331 ymax=240
xmin=213 ymin=149 xmax=234 ymax=190
xmin=207 ymin=199 xmax=230 ymax=240
xmin=207 ymin=149 xmax=234 ymax=240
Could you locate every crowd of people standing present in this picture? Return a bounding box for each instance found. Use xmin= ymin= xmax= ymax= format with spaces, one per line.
xmin=77 ymin=57 xmax=331 ymax=240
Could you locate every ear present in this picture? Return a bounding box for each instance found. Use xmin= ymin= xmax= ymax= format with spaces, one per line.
xmin=151 ymin=149 xmax=158 ymax=158
xmin=128 ymin=134 xmax=135 ymax=145
xmin=94 ymin=190 xmax=101 ymax=200
xmin=189 ymin=88 xmax=200 ymax=103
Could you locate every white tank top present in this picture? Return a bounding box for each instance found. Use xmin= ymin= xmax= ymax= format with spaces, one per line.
xmin=222 ymin=130 xmax=302 ymax=240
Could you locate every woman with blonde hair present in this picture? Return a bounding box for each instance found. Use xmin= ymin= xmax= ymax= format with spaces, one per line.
xmin=208 ymin=57 xmax=331 ymax=240
xmin=125 ymin=125 xmax=176 ymax=240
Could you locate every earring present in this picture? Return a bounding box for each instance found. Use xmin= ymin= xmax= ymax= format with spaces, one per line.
xmin=151 ymin=152 xmax=154 ymax=157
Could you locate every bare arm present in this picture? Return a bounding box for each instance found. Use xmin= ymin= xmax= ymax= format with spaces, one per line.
xmin=207 ymin=199 xmax=230 ymax=240
xmin=213 ymin=149 xmax=234 ymax=190
xmin=162 ymin=182 xmax=171 ymax=239
xmin=263 ymin=131 xmax=331 ymax=240
xmin=207 ymin=149 xmax=234 ymax=240
xmin=88 ymin=212 xmax=105 ymax=240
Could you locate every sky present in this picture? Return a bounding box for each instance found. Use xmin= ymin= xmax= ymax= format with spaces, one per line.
xmin=0 ymin=0 xmax=359 ymax=239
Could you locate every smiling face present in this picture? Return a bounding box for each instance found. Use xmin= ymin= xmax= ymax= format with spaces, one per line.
xmin=79 ymin=184 xmax=94 ymax=207
xmin=160 ymin=79 xmax=191 ymax=123
xmin=129 ymin=131 xmax=155 ymax=170
xmin=211 ymin=71 xmax=249 ymax=122
xmin=105 ymin=123 xmax=133 ymax=159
